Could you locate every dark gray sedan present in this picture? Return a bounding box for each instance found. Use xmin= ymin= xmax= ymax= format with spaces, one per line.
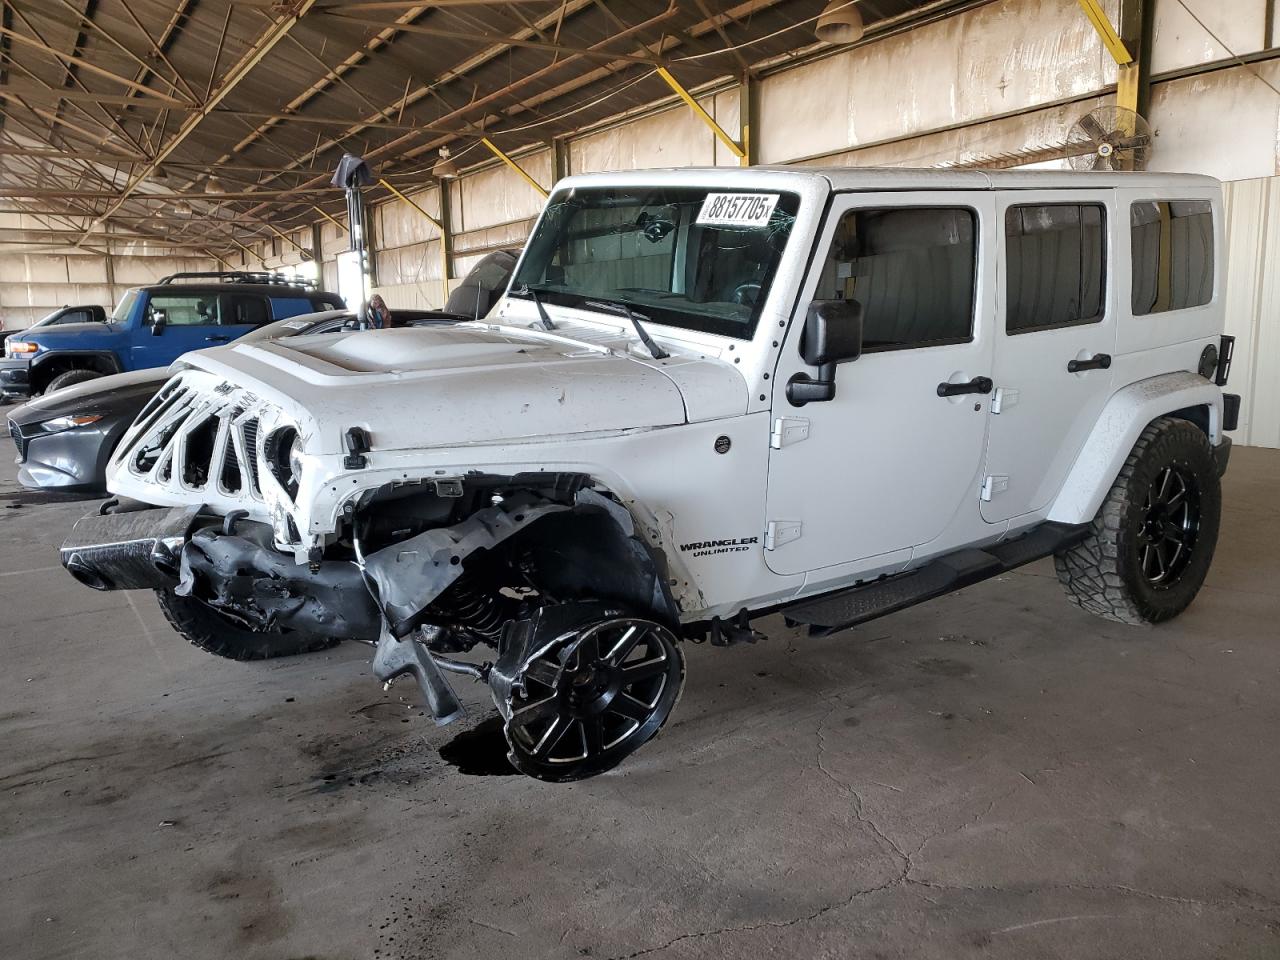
xmin=8 ymin=250 xmax=517 ymax=491
xmin=9 ymin=309 xmax=436 ymax=491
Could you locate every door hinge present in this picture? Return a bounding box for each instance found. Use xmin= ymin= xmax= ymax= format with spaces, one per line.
xmin=764 ymin=520 xmax=802 ymax=550
xmin=981 ymin=475 xmax=1009 ymax=501
xmin=991 ymin=388 xmax=1019 ymax=414
xmin=770 ymin=417 xmax=810 ymax=449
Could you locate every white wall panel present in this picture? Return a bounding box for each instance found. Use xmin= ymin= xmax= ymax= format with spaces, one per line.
xmin=66 ymin=257 xmax=108 ymax=284
xmin=1148 ymin=64 xmax=1280 ymax=180
xmin=1150 ymin=0 xmax=1267 ymax=74
xmin=757 ymin=0 xmax=1116 ymax=163
xmin=377 ymin=187 xmax=442 ymax=249
xmin=570 ymin=97 xmax=725 ymax=174
xmin=450 ymin=149 xmax=551 ymax=232
xmin=1223 ymin=177 xmax=1280 ymax=448
xmin=799 ymin=94 xmax=1111 ymax=168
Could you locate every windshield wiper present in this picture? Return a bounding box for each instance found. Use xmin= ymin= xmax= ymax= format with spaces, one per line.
xmin=583 ymin=299 xmax=669 ymax=360
xmin=513 ymin=284 xmax=556 ymax=331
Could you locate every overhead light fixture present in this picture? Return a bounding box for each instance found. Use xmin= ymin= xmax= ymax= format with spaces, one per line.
xmin=432 ymin=146 xmax=459 ymax=180
xmin=204 ymin=176 xmax=226 ymax=195
xmin=173 ymin=200 xmax=193 ymax=216
xmin=815 ymin=0 xmax=864 ymax=44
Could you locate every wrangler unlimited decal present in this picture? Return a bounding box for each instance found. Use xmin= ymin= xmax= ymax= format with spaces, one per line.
xmin=680 ymin=536 xmax=760 ymax=558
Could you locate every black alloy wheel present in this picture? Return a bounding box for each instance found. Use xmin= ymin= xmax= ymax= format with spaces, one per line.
xmin=504 ymin=617 xmax=684 ymax=781
xmin=1139 ymin=463 xmax=1201 ymax=588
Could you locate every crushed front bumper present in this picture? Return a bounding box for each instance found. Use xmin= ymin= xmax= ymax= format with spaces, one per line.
xmin=60 ymin=504 xmax=381 ymax=639
xmin=61 ymin=503 xmax=200 ymax=591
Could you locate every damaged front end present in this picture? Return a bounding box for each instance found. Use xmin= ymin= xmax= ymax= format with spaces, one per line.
xmin=61 ymin=473 xmax=686 ymax=779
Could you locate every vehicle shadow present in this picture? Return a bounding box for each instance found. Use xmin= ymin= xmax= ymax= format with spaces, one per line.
xmin=0 ymin=486 xmax=105 ymax=508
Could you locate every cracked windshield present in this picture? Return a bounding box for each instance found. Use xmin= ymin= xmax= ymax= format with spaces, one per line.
xmin=511 ymin=185 xmax=800 ymax=339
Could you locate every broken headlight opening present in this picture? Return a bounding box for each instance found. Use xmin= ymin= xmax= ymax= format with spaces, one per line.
xmin=264 ymin=425 xmax=302 ymax=497
xmin=39 ymin=413 xmax=103 ymax=433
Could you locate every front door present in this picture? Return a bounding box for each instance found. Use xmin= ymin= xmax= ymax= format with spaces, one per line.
xmin=133 ymin=292 xmax=270 ymax=368
xmin=765 ymin=192 xmax=997 ymax=577
xmin=980 ymin=191 xmax=1118 ymax=524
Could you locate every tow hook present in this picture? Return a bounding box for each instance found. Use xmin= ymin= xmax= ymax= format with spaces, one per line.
xmin=371 ymin=624 xmax=464 ymax=726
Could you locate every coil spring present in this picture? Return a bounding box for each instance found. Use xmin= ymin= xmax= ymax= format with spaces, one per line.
xmin=437 ymin=578 xmax=508 ymax=642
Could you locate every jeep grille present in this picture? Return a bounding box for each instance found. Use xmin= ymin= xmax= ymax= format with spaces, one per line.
xmin=113 ymin=380 xmax=269 ymax=502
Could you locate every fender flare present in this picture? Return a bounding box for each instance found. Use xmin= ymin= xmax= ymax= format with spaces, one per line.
xmin=30 ymin=349 xmax=123 ymax=379
xmin=1047 ymin=371 xmax=1223 ymax=525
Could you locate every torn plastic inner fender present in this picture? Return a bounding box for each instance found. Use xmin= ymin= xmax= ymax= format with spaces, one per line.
xmin=360 ymin=487 xmax=683 ymax=640
xmin=360 ymin=492 xmax=568 ymax=638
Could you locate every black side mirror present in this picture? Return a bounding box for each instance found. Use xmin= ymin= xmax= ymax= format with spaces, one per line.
xmin=150 ymin=310 xmax=166 ymax=336
xmin=787 ymin=299 xmax=863 ymax=406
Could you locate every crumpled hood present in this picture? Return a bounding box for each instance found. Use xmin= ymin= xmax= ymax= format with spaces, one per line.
xmin=181 ymin=322 xmax=743 ymax=454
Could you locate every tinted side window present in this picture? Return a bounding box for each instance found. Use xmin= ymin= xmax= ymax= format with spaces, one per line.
xmin=148 ymin=294 xmax=220 ymax=326
xmin=1130 ymin=200 xmax=1214 ymax=315
xmin=58 ymin=309 xmax=93 ymax=325
xmin=816 ymin=207 xmax=976 ymax=350
xmin=224 ymin=295 xmax=270 ymax=325
xmin=1005 ymin=204 xmax=1105 ymax=333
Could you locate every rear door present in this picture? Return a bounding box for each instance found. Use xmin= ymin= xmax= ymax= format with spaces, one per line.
xmin=215 ymin=293 xmax=272 ymax=344
xmin=980 ymin=190 xmax=1118 ymax=523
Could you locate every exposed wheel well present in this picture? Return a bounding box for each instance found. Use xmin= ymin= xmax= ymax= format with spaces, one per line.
xmin=1167 ymin=403 xmax=1212 ymax=438
xmin=32 ymin=354 xmax=119 ymax=393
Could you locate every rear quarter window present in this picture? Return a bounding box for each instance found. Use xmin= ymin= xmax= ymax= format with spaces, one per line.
xmin=268 ymin=297 xmax=319 ymax=319
xmin=1130 ymin=200 xmax=1214 ymax=315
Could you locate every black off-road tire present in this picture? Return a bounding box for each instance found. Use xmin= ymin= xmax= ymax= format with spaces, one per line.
xmin=44 ymin=368 xmax=104 ymax=393
xmin=155 ymin=588 xmax=340 ymax=661
xmin=1054 ymin=416 xmax=1220 ymax=624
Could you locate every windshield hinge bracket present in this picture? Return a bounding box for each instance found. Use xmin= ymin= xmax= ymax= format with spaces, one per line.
xmin=764 ymin=520 xmax=802 ymax=551
xmin=981 ymin=475 xmax=1009 ymax=501
xmin=770 ymin=417 xmax=810 ymax=449
xmin=991 ymin=388 xmax=1018 ymax=414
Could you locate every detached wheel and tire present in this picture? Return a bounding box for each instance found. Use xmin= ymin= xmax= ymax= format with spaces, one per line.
xmin=1055 ymin=416 xmax=1220 ymax=624
xmin=503 ymin=615 xmax=685 ymax=781
xmin=44 ymin=369 xmax=104 ymax=393
xmin=155 ymin=588 xmax=339 ymax=661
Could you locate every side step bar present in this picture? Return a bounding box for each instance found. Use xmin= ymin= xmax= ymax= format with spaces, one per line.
xmin=783 ymin=521 xmax=1090 ymax=637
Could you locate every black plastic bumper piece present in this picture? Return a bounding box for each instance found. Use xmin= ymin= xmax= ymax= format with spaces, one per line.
xmin=177 ymin=520 xmax=381 ymax=640
xmin=0 ymin=357 xmax=32 ymax=398
xmin=61 ymin=503 xmax=201 ymax=590
xmin=783 ymin=521 xmax=1090 ymax=637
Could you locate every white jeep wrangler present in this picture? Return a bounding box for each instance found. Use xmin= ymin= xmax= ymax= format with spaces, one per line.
xmin=61 ymin=167 xmax=1240 ymax=782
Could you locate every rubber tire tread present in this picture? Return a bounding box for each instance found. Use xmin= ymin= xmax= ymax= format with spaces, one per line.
xmin=1054 ymin=416 xmax=1220 ymax=625
xmin=155 ymin=588 xmax=339 ymax=661
xmin=45 ymin=369 xmax=104 ymax=393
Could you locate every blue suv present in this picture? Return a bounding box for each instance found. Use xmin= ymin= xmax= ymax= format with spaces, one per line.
xmin=0 ymin=271 xmax=344 ymax=399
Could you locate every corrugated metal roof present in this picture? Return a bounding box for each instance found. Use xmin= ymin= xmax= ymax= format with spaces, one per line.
xmin=0 ymin=0 xmax=974 ymax=254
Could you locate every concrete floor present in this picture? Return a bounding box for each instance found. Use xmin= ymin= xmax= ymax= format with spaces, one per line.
xmin=2 ymin=448 xmax=1279 ymax=960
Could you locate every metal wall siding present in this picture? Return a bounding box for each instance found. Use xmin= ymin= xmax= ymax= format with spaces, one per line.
xmin=1223 ymin=177 xmax=1280 ymax=448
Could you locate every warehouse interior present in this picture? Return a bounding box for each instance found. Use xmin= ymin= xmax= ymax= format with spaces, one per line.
xmin=3 ymin=1 xmax=1280 ymax=958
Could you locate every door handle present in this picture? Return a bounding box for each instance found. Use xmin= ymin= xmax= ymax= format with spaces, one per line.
xmin=204 ymin=335 xmax=231 ymax=342
xmin=1067 ymin=353 xmax=1111 ymax=373
xmin=936 ymin=376 xmax=993 ymax=397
